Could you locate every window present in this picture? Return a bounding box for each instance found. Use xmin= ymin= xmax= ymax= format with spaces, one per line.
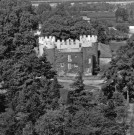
xmin=89 ymin=58 xmax=91 ymax=64
xmin=60 ymin=63 xmax=64 ymax=67
xmin=68 ymin=63 xmax=71 ymax=69
xmin=68 ymin=55 xmax=72 ymax=62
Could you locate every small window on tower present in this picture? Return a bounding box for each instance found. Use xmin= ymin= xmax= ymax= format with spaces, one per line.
xmin=60 ymin=63 xmax=64 ymax=67
xmin=89 ymin=58 xmax=91 ymax=64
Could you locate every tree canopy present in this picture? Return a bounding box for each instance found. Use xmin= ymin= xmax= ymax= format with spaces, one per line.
xmin=91 ymin=19 xmax=109 ymax=44
xmin=115 ymin=7 xmax=129 ymax=22
xmin=36 ymin=2 xmax=52 ymax=23
xmin=102 ymin=37 xmax=134 ymax=102
xmin=0 ymin=1 xmax=129 ymax=135
xmin=37 ymin=2 xmax=96 ymax=40
xmin=0 ymin=0 xmax=60 ymax=134
xmin=36 ymin=2 xmax=51 ymax=15
xmin=41 ymin=15 xmax=95 ymax=40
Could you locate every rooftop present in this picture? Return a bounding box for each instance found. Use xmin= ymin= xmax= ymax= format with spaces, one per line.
xmin=98 ymin=43 xmax=112 ymax=58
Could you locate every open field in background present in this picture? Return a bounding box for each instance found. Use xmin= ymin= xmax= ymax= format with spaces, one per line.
xmin=81 ymin=11 xmax=115 ymax=19
xmin=81 ymin=11 xmax=117 ymax=25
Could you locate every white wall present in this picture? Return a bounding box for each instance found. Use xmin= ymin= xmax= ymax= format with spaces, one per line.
xmin=37 ymin=35 xmax=97 ymax=56
xmin=129 ymin=26 xmax=134 ymax=34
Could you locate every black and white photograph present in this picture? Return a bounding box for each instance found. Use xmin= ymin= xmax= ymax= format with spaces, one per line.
xmin=0 ymin=0 xmax=134 ymax=134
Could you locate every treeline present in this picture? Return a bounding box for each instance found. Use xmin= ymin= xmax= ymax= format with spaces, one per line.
xmin=35 ymin=2 xmax=130 ymax=42
xmin=0 ymin=0 xmax=133 ymax=135
xmin=70 ymin=3 xmax=115 ymax=12
xmin=31 ymin=0 xmax=134 ymax=2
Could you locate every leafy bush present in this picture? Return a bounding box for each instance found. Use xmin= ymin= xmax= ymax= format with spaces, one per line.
xmin=115 ymin=23 xmax=129 ymax=33
xmin=108 ymin=28 xmax=128 ymax=41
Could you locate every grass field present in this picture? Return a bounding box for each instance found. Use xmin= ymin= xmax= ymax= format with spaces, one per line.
xmin=59 ymin=84 xmax=98 ymax=103
xmin=59 ymin=78 xmax=102 ymax=102
xmin=81 ymin=11 xmax=115 ymax=20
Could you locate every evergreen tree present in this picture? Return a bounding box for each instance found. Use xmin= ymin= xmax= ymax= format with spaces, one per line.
xmin=48 ymin=76 xmax=61 ymax=109
xmin=67 ymin=72 xmax=127 ymax=135
xmin=91 ymin=19 xmax=109 ymax=44
xmin=115 ymin=7 xmax=129 ymax=22
xmin=102 ymin=37 xmax=134 ymax=101
xmin=35 ymin=105 xmax=70 ymax=135
xmin=0 ymin=0 xmax=60 ymax=134
xmin=67 ymin=72 xmax=86 ymax=114
xmin=98 ymin=90 xmax=127 ymax=135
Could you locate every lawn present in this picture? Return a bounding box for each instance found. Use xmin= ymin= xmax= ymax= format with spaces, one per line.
xmin=59 ymin=81 xmax=100 ymax=102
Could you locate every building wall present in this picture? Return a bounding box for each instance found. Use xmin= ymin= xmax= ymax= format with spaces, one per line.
xmin=38 ymin=35 xmax=97 ymax=56
xmin=129 ymin=26 xmax=134 ymax=34
xmin=57 ymin=52 xmax=82 ymax=76
xmin=45 ymin=45 xmax=98 ymax=76
xmin=99 ymin=58 xmax=111 ymax=67
xmin=36 ymin=34 xmax=113 ymax=76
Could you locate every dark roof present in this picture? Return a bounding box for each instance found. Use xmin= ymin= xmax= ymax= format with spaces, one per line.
xmin=98 ymin=43 xmax=112 ymax=58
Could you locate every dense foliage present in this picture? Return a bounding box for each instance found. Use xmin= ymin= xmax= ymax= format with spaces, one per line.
xmin=0 ymin=0 xmax=60 ymax=134
xmin=108 ymin=28 xmax=128 ymax=41
xmin=115 ymin=23 xmax=129 ymax=33
xmin=30 ymin=0 xmax=134 ymax=2
xmin=35 ymin=72 xmax=127 ymax=135
xmin=115 ymin=7 xmax=129 ymax=22
xmin=0 ymin=0 xmax=129 ymax=135
xmin=38 ymin=3 xmax=96 ymax=40
xmin=71 ymin=2 xmax=115 ymax=12
xmin=102 ymin=37 xmax=134 ymax=102
xmin=91 ymin=19 xmax=110 ymax=44
xmin=67 ymin=72 xmax=127 ymax=135
xmin=36 ymin=2 xmax=130 ymax=42
xmin=41 ymin=15 xmax=95 ymax=40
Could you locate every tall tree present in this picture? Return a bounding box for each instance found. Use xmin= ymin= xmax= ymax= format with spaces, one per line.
xmin=36 ymin=3 xmax=51 ymax=15
xmin=115 ymin=7 xmax=129 ymax=22
xmin=67 ymin=72 xmax=93 ymax=114
xmin=41 ymin=15 xmax=95 ymax=40
xmin=115 ymin=24 xmax=129 ymax=33
xmin=91 ymin=19 xmax=109 ymax=44
xmin=68 ymin=72 xmax=84 ymax=103
xmin=35 ymin=105 xmax=70 ymax=135
xmin=0 ymin=0 xmax=60 ymax=134
xmin=40 ymin=3 xmax=95 ymax=40
xmin=102 ymin=37 xmax=134 ymax=101
xmin=36 ymin=3 xmax=52 ymax=23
